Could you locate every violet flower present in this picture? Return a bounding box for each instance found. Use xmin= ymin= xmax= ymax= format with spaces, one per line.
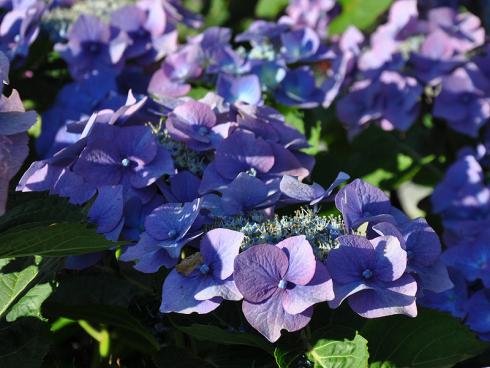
xmin=326 ymin=234 xmax=417 ymax=318
xmin=56 ymin=14 xmax=129 ymax=80
xmin=234 ymin=236 xmax=334 ymax=342
xmin=120 ymin=198 xmax=202 ymax=272
xmin=166 ymin=100 xmax=230 ymax=151
xmin=160 ymin=228 xmax=244 ymax=314
xmin=73 ymin=123 xmax=174 ymax=188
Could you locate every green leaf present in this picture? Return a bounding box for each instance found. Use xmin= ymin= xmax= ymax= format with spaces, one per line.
xmin=0 ymin=257 xmax=59 ymax=320
xmin=329 ymin=0 xmax=393 ymax=35
xmin=0 ymin=318 xmax=51 ymax=368
xmin=6 ymin=283 xmax=52 ymax=322
xmin=274 ymin=346 xmax=303 ymax=368
xmin=255 ymin=0 xmax=289 ymax=19
xmin=361 ymin=309 xmax=487 ymax=368
xmin=43 ymin=303 xmax=159 ymax=352
xmin=370 ymin=363 xmax=397 ymax=368
xmin=175 ymin=323 xmax=273 ymax=355
xmin=0 ymin=263 xmax=38 ymax=318
xmin=306 ymin=332 xmax=369 ymax=368
xmin=0 ymin=222 xmax=120 ymax=258
xmin=0 ymin=194 xmax=83 ymax=232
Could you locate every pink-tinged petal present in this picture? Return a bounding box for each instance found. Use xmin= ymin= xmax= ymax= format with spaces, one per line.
xmin=234 ymin=244 xmax=288 ymax=303
xmin=242 ymin=290 xmax=312 ymax=342
xmin=283 ymin=261 xmax=334 ymax=314
xmin=194 ymin=277 xmax=242 ymax=301
xmin=160 ymin=270 xmax=221 ymax=314
xmin=326 ymin=235 xmax=375 ymax=284
xmin=200 ymin=228 xmax=244 ymax=280
xmin=372 ymin=235 xmax=407 ymax=282
xmin=348 ymin=274 xmax=418 ymax=318
xmin=276 ymin=235 xmax=315 ymax=285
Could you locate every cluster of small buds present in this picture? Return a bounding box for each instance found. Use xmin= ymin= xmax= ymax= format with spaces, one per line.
xmin=215 ymin=208 xmax=345 ymax=259
xmin=42 ymin=0 xmax=136 ymax=40
xmin=159 ymin=130 xmax=209 ymax=176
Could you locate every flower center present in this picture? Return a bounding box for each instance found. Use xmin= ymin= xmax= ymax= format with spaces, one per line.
xmin=278 ymin=279 xmax=287 ymax=289
xmin=199 ymin=264 xmax=210 ymax=275
xmin=197 ymin=126 xmax=209 ymax=136
xmin=121 ymin=158 xmax=130 ymax=167
xmin=362 ymin=269 xmax=373 ymax=280
xmin=246 ymin=168 xmax=257 ymax=177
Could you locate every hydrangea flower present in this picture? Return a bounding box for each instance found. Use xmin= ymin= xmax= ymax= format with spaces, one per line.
xmin=56 ymin=14 xmax=129 ymax=80
xmin=73 ymin=123 xmax=174 ymax=188
xmin=120 ymin=198 xmax=202 ymax=272
xmin=336 ymin=71 xmax=422 ymax=136
xmin=0 ymin=89 xmax=37 ymax=214
xmin=160 ymin=228 xmax=244 ymax=314
xmin=110 ymin=4 xmax=177 ymax=64
xmin=433 ymin=65 xmax=490 ymax=137
xmin=166 ymin=100 xmax=231 ymax=151
xmin=326 ymin=234 xmax=417 ymax=318
xmin=216 ymin=74 xmax=261 ymax=106
xmin=234 ymin=236 xmax=334 ymax=342
xmin=465 ymin=290 xmax=490 ymax=341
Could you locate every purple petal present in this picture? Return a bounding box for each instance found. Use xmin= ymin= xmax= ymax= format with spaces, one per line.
xmin=372 ymin=235 xmax=407 ymax=282
xmin=326 ymin=235 xmax=375 ymax=284
xmin=88 ymin=185 xmax=124 ymax=234
xmin=160 ymin=270 xmax=221 ymax=314
xmin=282 ymin=261 xmax=334 ymax=314
xmin=277 ymin=235 xmax=316 ymax=285
xmin=234 ymin=244 xmax=288 ymax=303
xmin=200 ymin=228 xmax=244 ymax=280
xmin=347 ymin=274 xmax=418 ymax=318
xmin=242 ymin=290 xmax=312 ymax=342
xmin=194 ymin=277 xmax=242 ymax=301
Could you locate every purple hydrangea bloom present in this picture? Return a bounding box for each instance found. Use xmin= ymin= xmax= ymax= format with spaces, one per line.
xmin=110 ymin=4 xmax=178 ymax=64
xmin=335 ymin=178 xmax=393 ymax=231
xmin=442 ymin=241 xmax=490 ymax=288
xmin=279 ymin=172 xmax=349 ymax=205
xmin=17 ymin=138 xmax=97 ymax=205
xmin=160 ymin=228 xmax=244 ymax=314
xmin=465 ymin=290 xmax=490 ymax=341
xmin=73 ymin=124 xmax=174 ymax=188
xmin=433 ymin=65 xmax=490 ymax=137
xmin=372 ymin=220 xmax=452 ymax=294
xmin=326 ymin=234 xmax=417 ymax=318
xmin=279 ymin=0 xmax=338 ymax=39
xmin=148 ymin=45 xmax=203 ymax=98
xmin=166 ymin=100 xmax=231 ymax=151
xmin=425 ymin=7 xmax=485 ymax=55
xmin=234 ymin=236 xmax=334 ymax=342
xmin=0 ymin=89 xmax=37 ymax=215
xmin=120 ymin=198 xmax=202 ymax=272
xmin=56 ymin=14 xmax=129 ymax=80
xmin=0 ymin=0 xmax=45 ymax=59
xmin=216 ymin=74 xmax=261 ymax=106
xmin=275 ymin=67 xmax=324 ymax=108
xmin=419 ymin=268 xmax=468 ymax=318
xmin=280 ymin=27 xmax=323 ymax=64
xmin=216 ymin=173 xmax=280 ymax=216
xmin=431 ymin=154 xmax=490 ymax=222
xmin=336 ymin=71 xmax=422 ymax=136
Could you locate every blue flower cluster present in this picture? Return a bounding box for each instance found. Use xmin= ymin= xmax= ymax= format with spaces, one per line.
xmin=5 ymin=0 xmax=475 ymax=343
xmin=423 ymin=141 xmax=490 ymax=340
